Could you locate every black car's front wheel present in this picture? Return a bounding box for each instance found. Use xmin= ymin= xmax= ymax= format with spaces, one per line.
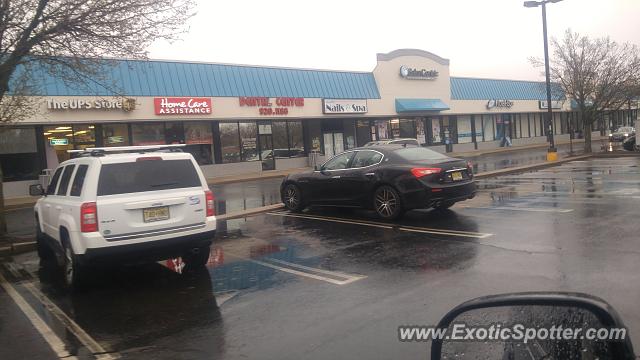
xmin=373 ymin=185 xmax=404 ymax=220
xmin=282 ymin=184 xmax=305 ymax=212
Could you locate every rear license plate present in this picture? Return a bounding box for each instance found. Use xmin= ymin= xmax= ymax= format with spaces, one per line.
xmin=451 ymin=171 xmax=463 ymax=181
xmin=143 ymin=206 xmax=170 ymax=223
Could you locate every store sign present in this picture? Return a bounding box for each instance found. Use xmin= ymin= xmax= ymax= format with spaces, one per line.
xmin=399 ymin=65 xmax=439 ymax=80
xmin=49 ymin=138 xmax=69 ymax=146
xmin=323 ymin=99 xmax=368 ymax=114
xmin=486 ymin=99 xmax=514 ymax=109
xmin=47 ymin=98 xmax=136 ymax=111
xmin=539 ymin=100 xmax=563 ymax=110
xmin=239 ymin=97 xmax=304 ymax=116
xmin=154 ymin=97 xmax=212 ymax=115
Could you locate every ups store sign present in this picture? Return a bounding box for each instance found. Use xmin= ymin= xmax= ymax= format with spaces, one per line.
xmin=47 ymin=98 xmax=136 ymax=111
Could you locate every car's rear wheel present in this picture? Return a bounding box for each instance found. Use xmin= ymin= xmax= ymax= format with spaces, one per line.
xmin=373 ymin=185 xmax=404 ymax=220
xmin=282 ymin=184 xmax=305 ymax=212
xmin=182 ymin=245 xmax=211 ymax=269
xmin=62 ymin=240 xmax=84 ymax=290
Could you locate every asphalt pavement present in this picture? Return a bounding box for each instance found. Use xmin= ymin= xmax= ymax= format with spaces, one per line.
xmin=1 ymin=155 xmax=639 ymax=359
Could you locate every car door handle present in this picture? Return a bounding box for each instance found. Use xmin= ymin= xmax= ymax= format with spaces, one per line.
xmin=365 ymin=173 xmax=375 ymax=177
xmin=331 ymin=175 xmax=341 ymax=179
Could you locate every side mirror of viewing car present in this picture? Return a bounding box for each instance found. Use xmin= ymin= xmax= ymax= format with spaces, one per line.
xmin=430 ymin=292 xmax=635 ymax=360
xmin=29 ymin=184 xmax=45 ymax=197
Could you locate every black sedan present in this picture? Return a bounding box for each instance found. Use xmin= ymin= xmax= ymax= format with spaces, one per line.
xmin=280 ymin=145 xmax=476 ymax=220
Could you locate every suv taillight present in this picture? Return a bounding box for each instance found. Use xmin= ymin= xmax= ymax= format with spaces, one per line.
xmin=80 ymin=202 xmax=98 ymax=233
xmin=205 ymin=190 xmax=215 ymax=217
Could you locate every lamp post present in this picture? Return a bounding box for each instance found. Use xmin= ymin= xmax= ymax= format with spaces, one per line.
xmin=524 ymin=0 xmax=563 ymax=161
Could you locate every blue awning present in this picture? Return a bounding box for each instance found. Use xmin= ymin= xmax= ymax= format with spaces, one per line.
xmin=395 ymin=98 xmax=450 ymax=113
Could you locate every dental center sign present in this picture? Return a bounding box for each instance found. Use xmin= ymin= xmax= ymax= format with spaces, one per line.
xmin=154 ymin=97 xmax=212 ymax=115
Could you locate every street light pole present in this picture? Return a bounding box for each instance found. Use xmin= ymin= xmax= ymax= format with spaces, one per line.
xmin=541 ymin=2 xmax=556 ymax=153
xmin=525 ymin=0 xmax=562 ymax=160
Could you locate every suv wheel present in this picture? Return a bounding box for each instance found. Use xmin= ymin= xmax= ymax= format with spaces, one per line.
xmin=62 ymin=241 xmax=84 ymax=289
xmin=282 ymin=184 xmax=304 ymax=212
xmin=373 ymin=186 xmax=404 ymax=220
xmin=182 ymin=246 xmax=211 ymax=269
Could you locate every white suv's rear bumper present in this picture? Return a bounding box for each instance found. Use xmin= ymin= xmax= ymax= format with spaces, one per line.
xmin=68 ymin=217 xmax=216 ymax=264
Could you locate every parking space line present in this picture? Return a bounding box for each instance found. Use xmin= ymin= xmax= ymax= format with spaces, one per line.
xmin=4 ymin=263 xmax=119 ymax=360
xmin=226 ymin=253 xmax=365 ymax=285
xmin=264 ymin=257 xmax=367 ymax=282
xmin=267 ymin=212 xmax=494 ymax=239
xmin=0 ymin=270 xmax=77 ymax=360
xmin=462 ymin=206 xmax=573 ymax=213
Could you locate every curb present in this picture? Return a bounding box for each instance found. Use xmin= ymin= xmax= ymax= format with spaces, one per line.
xmin=474 ymin=155 xmax=592 ymax=179
xmin=216 ymin=203 xmax=285 ymax=221
xmin=0 ymin=240 xmax=37 ymax=257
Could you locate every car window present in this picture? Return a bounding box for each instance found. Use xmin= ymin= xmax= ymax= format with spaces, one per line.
xmin=69 ymin=165 xmax=89 ymax=196
xmin=56 ymin=165 xmax=76 ymax=196
xmin=322 ymin=152 xmax=355 ymax=171
xmin=394 ymin=147 xmax=449 ymax=161
xmin=97 ymin=159 xmax=201 ymax=196
xmin=351 ymin=151 xmax=383 ymax=168
xmin=46 ymin=167 xmax=64 ymax=195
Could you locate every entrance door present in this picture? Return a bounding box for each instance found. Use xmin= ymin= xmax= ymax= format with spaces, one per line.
xmin=259 ymin=134 xmax=275 ymax=170
xmin=323 ymin=132 xmax=344 ymax=158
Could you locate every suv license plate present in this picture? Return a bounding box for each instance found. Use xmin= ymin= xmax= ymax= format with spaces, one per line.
xmin=143 ymin=206 xmax=170 ymax=223
xmin=451 ymin=172 xmax=463 ymax=181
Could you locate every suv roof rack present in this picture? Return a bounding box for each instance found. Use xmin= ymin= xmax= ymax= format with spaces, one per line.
xmin=68 ymin=144 xmax=186 ymax=157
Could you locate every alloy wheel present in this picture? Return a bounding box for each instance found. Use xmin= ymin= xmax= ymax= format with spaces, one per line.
xmin=375 ymin=187 xmax=398 ymax=218
xmin=284 ymin=186 xmax=300 ymax=209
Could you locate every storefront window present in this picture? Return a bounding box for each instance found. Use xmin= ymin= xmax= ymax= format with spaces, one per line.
xmin=239 ymin=122 xmax=258 ymax=161
xmin=521 ymin=114 xmax=530 ymax=138
xmin=73 ymin=125 xmax=95 ymax=143
xmin=288 ymin=121 xmax=304 ymax=157
xmin=482 ymin=115 xmax=495 ymax=141
xmin=416 ymin=118 xmax=426 ymax=146
xmin=103 ymin=124 xmax=130 ymax=147
xmin=132 ymin=123 xmax=165 ymax=145
xmin=398 ymin=119 xmax=416 ymax=139
xmin=457 ymin=116 xmax=473 ymax=144
xmin=165 ymin=122 xmax=185 ymax=144
xmin=375 ymin=120 xmax=390 ymax=140
xmin=0 ymin=127 xmax=40 ymax=181
xmin=356 ymin=120 xmax=371 ymax=147
xmin=184 ymin=122 xmax=214 ymax=165
xmin=431 ymin=118 xmax=442 ymax=143
xmin=306 ymin=120 xmax=322 ymax=154
xmin=343 ymin=119 xmax=356 ymax=150
xmin=44 ymin=125 xmax=74 ymax=165
xmin=220 ymin=122 xmax=241 ymax=163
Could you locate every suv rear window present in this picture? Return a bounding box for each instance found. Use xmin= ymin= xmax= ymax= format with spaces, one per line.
xmin=394 ymin=147 xmax=449 ymax=161
xmin=97 ymin=159 xmax=201 ymax=196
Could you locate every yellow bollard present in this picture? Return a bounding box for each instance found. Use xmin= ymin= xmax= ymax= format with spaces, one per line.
xmin=546 ymin=151 xmax=558 ymax=162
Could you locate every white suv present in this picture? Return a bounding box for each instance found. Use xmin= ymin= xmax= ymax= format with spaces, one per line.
xmin=30 ymin=145 xmax=217 ymax=288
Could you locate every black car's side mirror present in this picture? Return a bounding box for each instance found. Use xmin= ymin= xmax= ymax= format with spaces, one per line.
xmin=430 ymin=292 xmax=635 ymax=360
xmin=29 ymin=184 xmax=45 ymax=197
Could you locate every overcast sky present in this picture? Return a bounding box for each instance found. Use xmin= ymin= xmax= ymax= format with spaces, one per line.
xmin=148 ymin=0 xmax=640 ymax=81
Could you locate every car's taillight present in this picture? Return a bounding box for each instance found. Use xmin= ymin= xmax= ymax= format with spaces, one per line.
xmin=205 ymin=190 xmax=215 ymax=217
xmin=411 ymin=167 xmax=442 ymax=178
xmin=80 ymin=202 xmax=98 ymax=233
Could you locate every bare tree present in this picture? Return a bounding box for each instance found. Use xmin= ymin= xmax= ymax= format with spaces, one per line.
xmin=0 ymin=0 xmax=196 ymax=238
xmin=533 ymin=29 xmax=640 ymax=153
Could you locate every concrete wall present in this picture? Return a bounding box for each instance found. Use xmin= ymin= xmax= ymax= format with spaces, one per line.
xmin=275 ymin=157 xmax=309 ymax=170
xmin=477 ymin=140 xmax=502 ymax=150
xmin=512 ymin=136 xmax=548 ymax=146
xmin=3 ymin=180 xmax=38 ymax=199
xmin=200 ymin=161 xmax=261 ymax=178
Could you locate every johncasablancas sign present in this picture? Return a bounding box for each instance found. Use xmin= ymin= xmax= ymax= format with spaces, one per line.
xmin=154 ymin=97 xmax=212 ymax=115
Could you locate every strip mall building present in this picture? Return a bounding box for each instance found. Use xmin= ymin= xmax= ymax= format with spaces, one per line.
xmin=1 ymin=49 xmax=637 ymax=198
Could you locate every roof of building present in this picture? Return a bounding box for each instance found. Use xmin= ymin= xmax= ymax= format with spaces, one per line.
xmin=25 ymin=58 xmax=381 ymax=99
xmin=450 ymin=77 xmax=565 ymax=101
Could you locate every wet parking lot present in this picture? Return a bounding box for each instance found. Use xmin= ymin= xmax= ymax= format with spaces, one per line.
xmin=2 ymin=156 xmax=640 ymax=359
